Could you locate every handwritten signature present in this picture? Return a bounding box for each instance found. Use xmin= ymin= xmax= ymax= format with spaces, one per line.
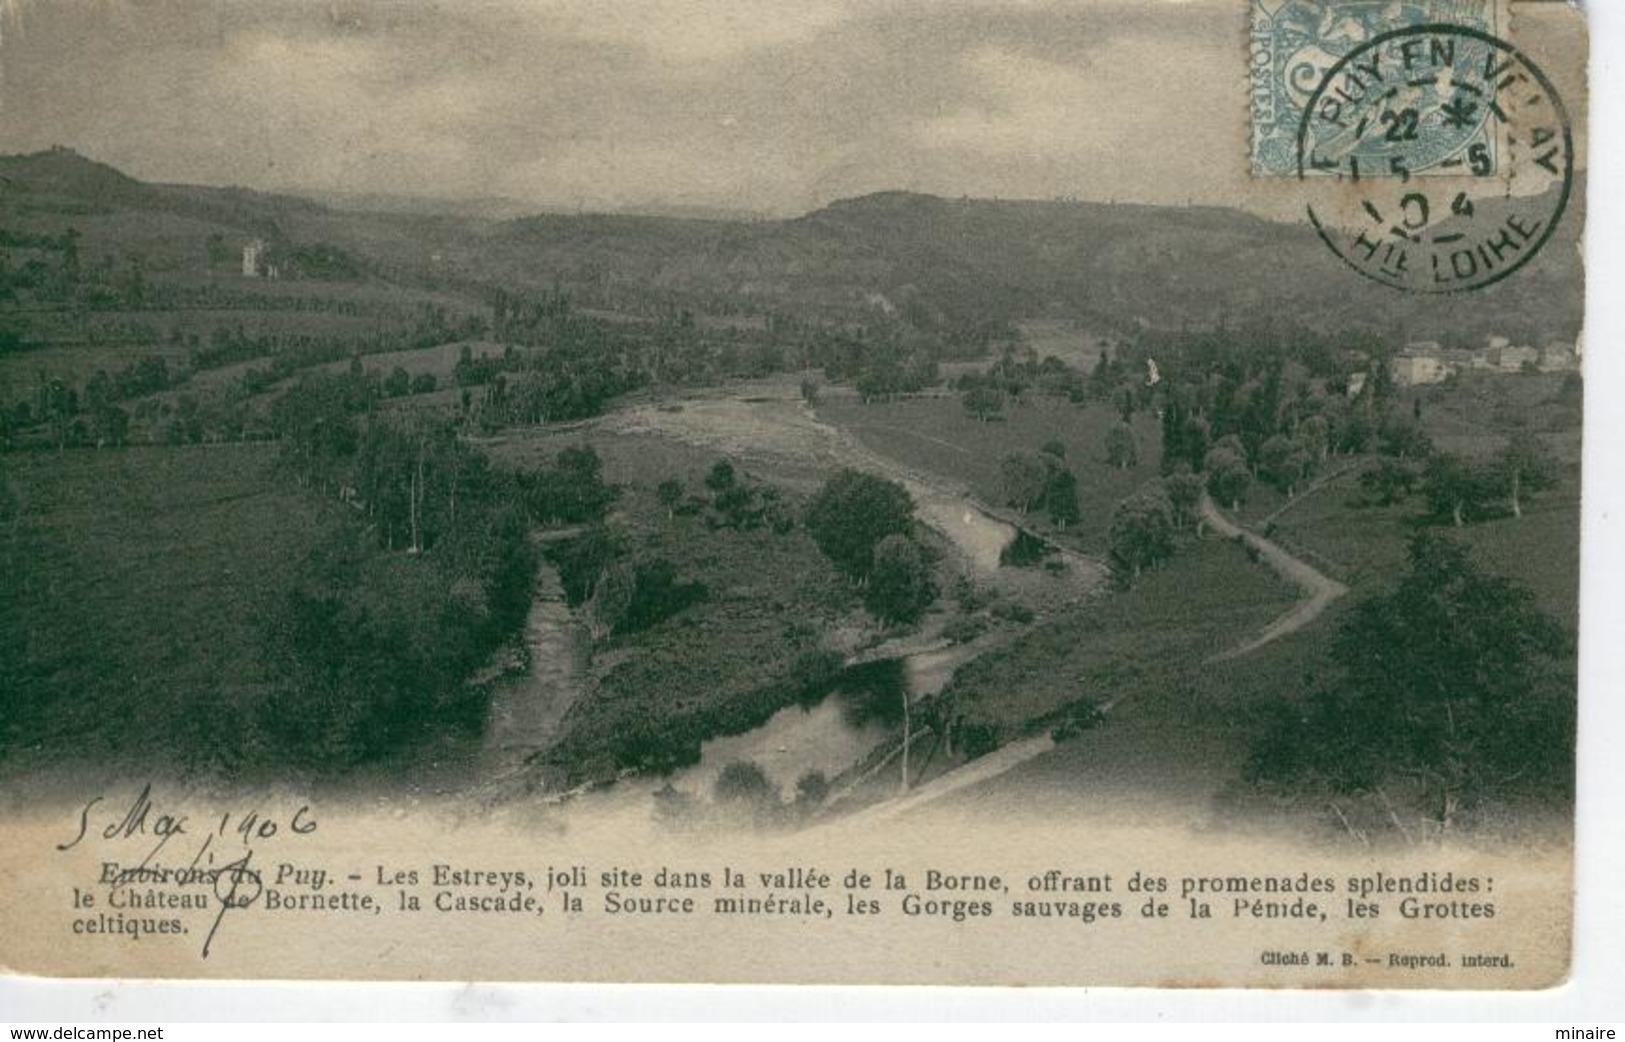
xmin=57 ymin=783 xmax=317 ymax=958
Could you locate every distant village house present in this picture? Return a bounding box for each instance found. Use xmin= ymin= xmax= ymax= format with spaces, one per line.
xmin=1390 ymin=343 xmax=1448 ymax=387
xmin=1386 ymin=335 xmax=1576 ymax=387
xmin=241 ymin=239 xmax=279 ymax=279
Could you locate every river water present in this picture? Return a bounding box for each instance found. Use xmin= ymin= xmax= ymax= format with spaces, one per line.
xmin=662 ymin=636 xmax=993 ymax=800
xmin=485 ymin=393 xmax=1080 ymax=799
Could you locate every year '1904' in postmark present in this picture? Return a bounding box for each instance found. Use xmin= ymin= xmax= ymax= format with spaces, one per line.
xmin=1296 ymin=24 xmax=1572 ymax=294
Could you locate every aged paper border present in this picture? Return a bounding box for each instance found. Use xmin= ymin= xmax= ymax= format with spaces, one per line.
xmin=0 ymin=0 xmax=1618 ymax=1019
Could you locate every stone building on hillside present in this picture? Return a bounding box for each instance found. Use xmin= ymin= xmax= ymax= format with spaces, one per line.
xmin=242 ymin=239 xmax=266 ymax=277
xmin=1391 ymin=342 xmax=1448 ymax=386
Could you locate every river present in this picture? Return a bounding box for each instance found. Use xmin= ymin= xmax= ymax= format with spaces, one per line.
xmin=661 ymin=637 xmax=990 ymax=799
xmin=484 ymin=390 xmax=1100 ymax=806
xmin=480 ymin=554 xmax=584 ymax=782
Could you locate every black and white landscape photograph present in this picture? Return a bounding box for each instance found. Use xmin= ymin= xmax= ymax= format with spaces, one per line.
xmin=0 ymin=0 xmax=1586 ymax=881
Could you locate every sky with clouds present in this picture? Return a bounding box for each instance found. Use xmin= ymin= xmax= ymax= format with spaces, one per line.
xmin=0 ymin=0 xmax=1585 ymax=217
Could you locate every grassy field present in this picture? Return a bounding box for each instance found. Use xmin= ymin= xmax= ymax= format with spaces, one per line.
xmin=316 ymin=339 xmax=505 ymax=381
xmin=1414 ymin=371 xmax=1582 ymax=457
xmin=1015 ymin=319 xmax=1114 ymax=371
xmin=842 ymin=530 xmax=1309 ymax=823
xmin=0 ymin=444 xmax=331 ymax=772
xmin=817 ymin=395 xmax=1163 ymax=555
xmin=1261 ymin=465 xmax=1579 ymax=626
xmin=0 ymin=307 xmax=432 ymax=400
xmin=942 ymin=532 xmax=1298 ymax=738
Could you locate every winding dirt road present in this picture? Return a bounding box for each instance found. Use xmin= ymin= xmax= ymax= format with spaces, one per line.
xmin=1198 ymin=493 xmax=1348 ymax=660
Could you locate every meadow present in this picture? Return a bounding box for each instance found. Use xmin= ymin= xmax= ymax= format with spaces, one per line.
xmin=942 ymin=531 xmax=1298 ymax=740
xmin=0 ymin=444 xmax=330 ymax=772
xmin=817 ymin=394 xmax=1163 ymax=555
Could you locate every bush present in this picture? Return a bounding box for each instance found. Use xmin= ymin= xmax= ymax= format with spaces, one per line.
xmin=990 ymin=600 xmax=1034 ymax=625
xmin=789 ymin=648 xmax=845 ymax=705
xmin=952 ymin=575 xmax=990 ymax=613
xmin=941 ymin=615 xmax=988 ymax=644
xmin=1050 ymin=701 xmax=1104 ymax=743
xmin=865 ymin=534 xmax=937 ymax=624
xmin=805 ymin=469 xmax=915 ymax=579
xmin=713 ymin=760 xmax=781 ymax=808
xmin=794 ymin=770 xmax=830 ymax=812
xmin=959 ymin=722 xmax=1002 ymax=760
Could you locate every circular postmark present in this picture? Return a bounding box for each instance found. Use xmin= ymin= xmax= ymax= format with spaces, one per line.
xmin=1296 ymin=24 xmax=1572 ymax=294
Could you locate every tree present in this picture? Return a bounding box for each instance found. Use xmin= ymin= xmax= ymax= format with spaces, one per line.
xmin=656 ymin=478 xmax=684 ymax=519
xmin=793 ymin=770 xmax=830 ymax=813
xmin=1359 ymin=457 xmax=1422 ymax=506
xmin=1000 ymin=451 xmax=1051 ymax=513
xmin=1114 ymin=386 xmax=1136 ymax=423
xmin=712 ymin=760 xmax=780 ymax=814
xmin=206 ymin=231 xmax=231 ymax=267
xmin=548 ymin=444 xmax=615 ymax=522
xmin=962 ymin=385 xmax=1004 ymax=422
xmin=1259 ymin=433 xmax=1310 ymax=496
xmin=384 ymin=366 xmax=411 ymax=398
xmin=1040 ymin=439 xmax=1067 ymax=461
xmin=1045 ymin=467 xmax=1081 ymax=529
xmin=1423 ymin=453 xmax=1495 ymax=527
xmin=800 ymin=378 xmax=820 ymax=405
xmin=1499 ymin=431 xmax=1558 ymax=519
xmin=90 ymin=402 xmax=129 ymax=448
xmin=1164 ymin=465 xmax=1205 ymax=531
xmin=1378 ymin=414 xmax=1433 ymax=460
xmin=1204 ymin=444 xmax=1250 ymax=511
xmin=805 ymin=469 xmax=915 ymax=580
xmin=1250 ymin=534 xmax=1572 ymax=822
xmin=1109 ymin=484 xmax=1175 ymax=580
xmin=1104 ymin=422 xmax=1138 ymax=469
xmin=705 ymin=458 xmax=736 ymax=495
xmin=1294 ymin=414 xmax=1330 ymax=464
xmin=865 ymin=534 xmax=937 ymax=624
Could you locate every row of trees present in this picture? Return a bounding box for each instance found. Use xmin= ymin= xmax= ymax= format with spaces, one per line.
xmin=193 ymin=305 xmax=481 ymax=371
xmin=1359 ymin=429 xmax=1560 ymax=526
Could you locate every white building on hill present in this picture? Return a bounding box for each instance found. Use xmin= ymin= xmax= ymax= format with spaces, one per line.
xmin=242 ymin=239 xmax=266 ymax=277
xmin=1391 ymin=342 xmax=1449 ymax=386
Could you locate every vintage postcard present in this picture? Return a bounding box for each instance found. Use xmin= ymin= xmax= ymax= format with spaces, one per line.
xmin=0 ymin=0 xmax=1588 ymax=989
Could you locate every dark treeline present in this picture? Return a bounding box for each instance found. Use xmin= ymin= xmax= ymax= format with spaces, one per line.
xmin=0 ymin=223 xmax=375 ymax=312
xmin=192 ymin=304 xmax=485 ymax=371
xmin=242 ymin=366 xmax=616 ymax=768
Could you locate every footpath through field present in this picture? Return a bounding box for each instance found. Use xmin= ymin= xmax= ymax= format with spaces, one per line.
xmin=1197 ymin=493 xmax=1348 ymax=660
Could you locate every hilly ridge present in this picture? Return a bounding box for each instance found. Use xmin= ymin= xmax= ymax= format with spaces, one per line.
xmin=0 ymin=148 xmax=1584 ymax=344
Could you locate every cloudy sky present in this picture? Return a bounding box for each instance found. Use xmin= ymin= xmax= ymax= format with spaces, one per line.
xmin=0 ymin=0 xmax=1585 ymax=217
